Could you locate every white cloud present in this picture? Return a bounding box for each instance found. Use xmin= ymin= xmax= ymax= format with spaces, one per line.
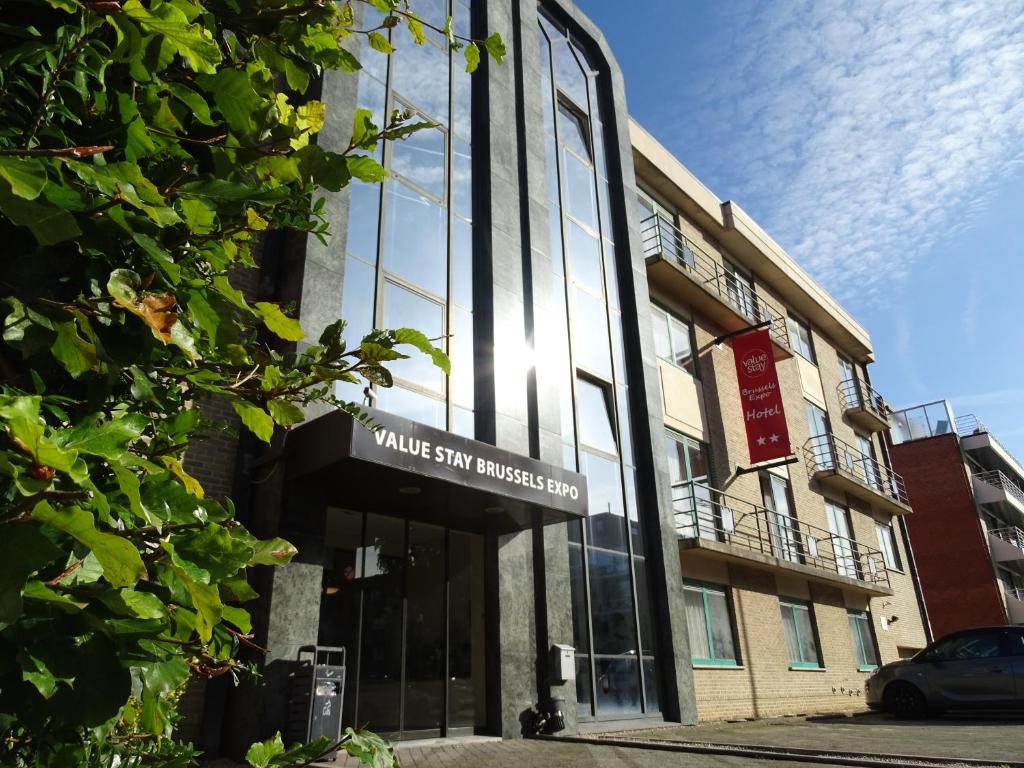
xmin=664 ymin=0 xmax=1024 ymax=301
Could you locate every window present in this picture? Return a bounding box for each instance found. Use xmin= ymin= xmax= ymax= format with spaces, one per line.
xmin=837 ymin=355 xmax=856 ymax=384
xmin=875 ymin=521 xmax=902 ymax=570
xmin=761 ymin=474 xmax=800 ymax=563
xmin=576 ymin=376 xmax=617 ymax=456
xmin=650 ymin=305 xmax=697 ymax=375
xmin=724 ymin=260 xmax=758 ymax=322
xmin=666 ymin=432 xmax=713 ymax=539
xmin=787 ymin=315 xmax=816 ymax=363
xmin=825 ymin=500 xmax=858 ymax=579
xmin=780 ymin=598 xmax=822 ymax=669
xmin=805 ymin=401 xmax=829 ymax=439
xmin=848 ymin=610 xmax=879 ymax=670
xmin=854 ymin=433 xmax=882 ymax=490
xmin=684 ymin=582 xmax=738 ymax=666
xmin=928 ymin=630 xmax=1008 ymax=661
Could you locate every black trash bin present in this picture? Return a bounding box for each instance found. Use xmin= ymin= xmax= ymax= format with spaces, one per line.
xmin=287 ymin=645 xmax=346 ymax=761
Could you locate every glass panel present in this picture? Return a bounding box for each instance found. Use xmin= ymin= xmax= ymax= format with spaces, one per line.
xmin=449 ymin=531 xmax=486 ymax=729
xmin=452 ymin=406 xmax=474 ymax=438
xmin=569 ymin=543 xmax=590 ymax=652
xmin=684 ymin=587 xmax=711 ymax=659
xmin=571 ymin=286 xmax=611 ymax=378
xmin=563 ymin=148 xmax=598 ymax=230
xmin=780 ymin=605 xmax=801 ymax=664
xmin=581 ymin=450 xmax=626 ymax=552
xmin=452 ymin=137 xmax=472 ymax=221
xmin=794 ymin=605 xmax=821 ymax=665
xmin=551 ymin=39 xmax=588 ymax=111
xmin=355 ymin=70 xmax=387 ymax=151
xmin=642 ymin=657 xmax=660 ymax=713
xmin=390 ymin=121 xmax=446 ymax=200
xmin=381 ymin=182 xmax=448 ymax=298
xmin=594 ymin=656 xmax=641 ymax=716
xmin=602 ymin=238 xmax=618 ymax=307
xmin=357 ymin=514 xmax=406 ymax=732
xmin=588 ymin=549 xmax=638 ymax=655
xmin=451 ymin=216 xmax=473 ymax=308
xmin=577 ymin=377 xmax=616 ymax=455
xmin=826 ymin=502 xmax=857 ymax=578
xmin=566 ymin=219 xmax=603 ymax=297
xmin=452 ymin=45 xmax=472 ymax=140
xmin=346 ymin=181 xmax=382 ymax=263
xmin=376 ymin=385 xmax=446 ymax=429
xmin=616 ymin=385 xmax=633 ymax=467
xmin=392 ymin=36 xmax=449 ymax=124
xmin=575 ymin=656 xmax=592 ymax=716
xmin=382 ymin=281 xmax=445 ymax=392
xmin=707 ymin=590 xmax=737 ymax=661
xmin=557 ymin=102 xmax=591 ymax=160
xmin=403 ymin=522 xmax=445 ymax=733
xmin=634 ymin=556 xmax=653 ymax=654
xmin=669 ymin=316 xmax=695 ymax=373
xmin=319 ymin=509 xmax=363 ymax=727
xmin=762 ymin=475 xmax=799 ymax=563
xmin=450 ymin=306 xmax=474 ymax=408
xmin=341 ymin=255 xmax=376 ymax=346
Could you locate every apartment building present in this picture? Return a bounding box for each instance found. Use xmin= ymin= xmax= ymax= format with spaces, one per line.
xmin=889 ymin=402 xmax=1024 ymax=636
xmin=631 ymin=122 xmax=930 ymax=721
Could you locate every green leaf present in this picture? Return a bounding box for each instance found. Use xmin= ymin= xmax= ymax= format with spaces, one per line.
xmin=368 ymin=31 xmax=394 ymax=54
xmin=246 ymin=732 xmax=285 ymax=768
xmin=32 ymin=502 xmax=147 ymax=588
xmin=122 ymin=0 xmax=222 ymax=74
xmin=0 ymin=180 xmax=81 ymax=245
xmin=120 ymin=589 xmax=168 ymax=619
xmin=484 ymin=32 xmax=506 ymax=64
xmin=51 ymin=321 xmax=98 ymax=378
xmin=180 ymin=198 xmax=217 ymax=234
xmin=406 ymin=12 xmax=426 ymax=45
xmin=0 ymin=395 xmax=79 ymax=472
xmin=207 ymin=67 xmax=263 ymax=134
xmin=247 ymin=536 xmax=298 ymax=567
xmin=464 ymin=42 xmax=480 ymax=73
xmin=254 ymin=302 xmax=304 ymax=342
xmin=54 ymin=414 xmax=147 ymax=459
xmin=393 ymin=327 xmax=451 ymax=375
xmin=233 ymin=401 xmax=275 ymax=442
xmin=346 ymin=155 xmax=387 ymax=183
xmin=267 ymin=399 xmax=305 ymax=427
xmin=221 ymin=605 xmax=252 ymax=634
xmin=351 ymin=108 xmax=378 ymax=148
xmin=0 ymin=525 xmax=62 ymax=623
xmin=0 ymin=157 xmax=47 ymax=199
xmin=161 ymin=456 xmax=204 ymax=498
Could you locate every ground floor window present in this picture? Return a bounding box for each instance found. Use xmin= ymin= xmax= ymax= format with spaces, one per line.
xmin=848 ymin=609 xmax=879 ymax=670
xmin=683 ymin=581 xmax=738 ymax=666
xmin=780 ymin=597 xmax=822 ymax=669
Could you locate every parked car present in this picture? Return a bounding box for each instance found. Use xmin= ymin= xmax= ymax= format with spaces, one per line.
xmin=866 ymin=626 xmax=1024 ymax=718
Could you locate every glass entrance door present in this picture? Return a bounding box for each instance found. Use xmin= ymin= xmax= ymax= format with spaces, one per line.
xmin=318 ymin=511 xmax=487 ymax=740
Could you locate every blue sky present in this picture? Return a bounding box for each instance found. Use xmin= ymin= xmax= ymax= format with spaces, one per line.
xmin=578 ymin=0 xmax=1024 ymax=456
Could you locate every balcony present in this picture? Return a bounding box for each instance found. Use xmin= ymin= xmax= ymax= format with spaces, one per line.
xmin=674 ymin=482 xmax=893 ymax=596
xmin=641 ymin=213 xmax=792 ymax=359
xmin=972 ymin=470 xmax=1024 ymax=520
xmin=958 ymin=414 xmax=1024 ymax=484
xmin=838 ymin=378 xmax=890 ymax=433
xmin=1004 ymin=587 xmax=1024 ymax=624
xmin=804 ymin=434 xmax=912 ymax=516
xmin=988 ymin=525 xmax=1024 ymax=563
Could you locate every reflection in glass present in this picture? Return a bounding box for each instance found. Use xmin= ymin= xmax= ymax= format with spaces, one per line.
xmin=390 ymin=121 xmax=446 ymax=200
xmin=581 ymin=450 xmax=626 ymax=552
xmin=576 ymin=377 xmax=616 ymax=455
xmin=593 ymin=656 xmax=641 ymax=716
xmin=569 ymin=543 xmax=589 ymax=652
xmin=551 ymin=38 xmax=588 ymax=110
xmin=403 ymin=522 xmax=445 ymax=733
xmin=575 ymin=656 xmax=592 ymax=710
xmin=449 ymin=531 xmax=486 ymax=729
xmin=381 ymin=182 xmax=448 ymax=298
xmin=563 ymin=150 xmax=598 ymax=230
xmin=450 ymin=306 xmax=474 ymax=408
xmin=383 ymin=281 xmax=444 ymax=391
xmin=452 ymin=216 xmax=473 ymax=308
xmin=587 ymin=549 xmax=638 ymax=655
xmin=392 ymin=36 xmax=449 ymax=124
xmin=557 ymin=103 xmax=592 ymax=160
xmin=452 ymin=137 xmax=473 ymax=221
xmin=642 ymin=658 xmax=660 ymax=713
xmin=571 ymin=286 xmax=611 ymax=378
xmin=346 ymin=181 xmax=382 ymax=263
xmin=567 ymin=219 xmax=602 ymax=296
xmin=376 ymin=385 xmax=445 ymax=430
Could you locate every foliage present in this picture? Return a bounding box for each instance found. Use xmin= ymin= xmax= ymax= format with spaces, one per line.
xmin=0 ymin=1 xmax=500 ymax=766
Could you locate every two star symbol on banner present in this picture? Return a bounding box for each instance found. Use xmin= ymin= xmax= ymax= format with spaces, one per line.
xmin=755 ymin=434 xmax=781 ymax=446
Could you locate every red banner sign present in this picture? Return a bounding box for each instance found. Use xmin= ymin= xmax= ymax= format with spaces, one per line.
xmin=732 ymin=329 xmax=791 ymax=464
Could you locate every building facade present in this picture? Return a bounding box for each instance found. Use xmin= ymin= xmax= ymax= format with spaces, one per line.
xmin=183 ymin=0 xmax=931 ymax=754
xmin=630 ymin=124 xmax=930 ymax=721
xmin=889 ymin=402 xmax=1024 ymax=636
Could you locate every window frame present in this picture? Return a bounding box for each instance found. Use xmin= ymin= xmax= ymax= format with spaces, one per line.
xmin=650 ymin=303 xmax=698 ymax=377
xmin=874 ymin=520 xmax=902 ymax=571
xmin=779 ymin=597 xmax=823 ymax=669
xmin=684 ymin=580 xmax=740 ymax=667
xmin=787 ymin=313 xmax=817 ymax=364
xmin=848 ymin=609 xmax=880 ymax=671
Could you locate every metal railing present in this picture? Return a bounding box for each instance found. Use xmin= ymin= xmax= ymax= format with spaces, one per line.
xmin=838 ymin=378 xmax=889 ymax=421
xmin=804 ymin=433 xmax=910 ymax=507
xmin=958 ymin=414 xmax=1024 ymax=474
xmin=1006 ymin=587 xmax=1024 ymax=603
xmin=989 ymin=525 xmax=1024 ymax=554
xmin=674 ymin=482 xmax=890 ymax=589
xmin=974 ymin=469 xmax=1024 ymax=508
xmin=641 ymin=213 xmax=789 ymax=348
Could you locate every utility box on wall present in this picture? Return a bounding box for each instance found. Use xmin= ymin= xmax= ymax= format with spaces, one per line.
xmin=551 ymin=644 xmax=575 ymax=684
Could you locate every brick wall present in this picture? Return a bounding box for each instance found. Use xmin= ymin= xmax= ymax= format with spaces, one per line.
xmin=890 ymin=434 xmax=1007 ymax=637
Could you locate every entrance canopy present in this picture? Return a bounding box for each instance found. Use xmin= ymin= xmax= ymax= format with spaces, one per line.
xmin=284 ymin=407 xmax=588 ymax=534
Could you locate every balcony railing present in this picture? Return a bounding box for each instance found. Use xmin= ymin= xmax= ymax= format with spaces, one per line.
xmin=958 ymin=414 xmax=1024 ymax=474
xmin=838 ymin=378 xmax=890 ymax=431
xmin=974 ymin=469 xmax=1024 ymax=508
xmin=804 ymin=433 xmax=910 ymax=509
xmin=641 ymin=213 xmax=789 ymax=347
xmin=674 ymin=482 xmax=890 ymax=590
xmin=1008 ymin=587 xmax=1024 ymax=603
xmin=989 ymin=525 xmax=1024 ymax=554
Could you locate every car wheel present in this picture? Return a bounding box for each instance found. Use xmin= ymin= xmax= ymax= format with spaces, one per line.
xmin=884 ymin=682 xmax=928 ymax=719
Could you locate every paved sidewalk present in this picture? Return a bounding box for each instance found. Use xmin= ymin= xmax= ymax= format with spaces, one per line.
xmin=628 ymin=712 xmax=1024 ymax=763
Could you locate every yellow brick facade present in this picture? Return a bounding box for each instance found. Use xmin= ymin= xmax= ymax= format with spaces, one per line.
xmin=642 ymin=173 xmax=930 ymax=722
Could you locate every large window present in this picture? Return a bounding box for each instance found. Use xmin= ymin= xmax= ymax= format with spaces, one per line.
xmin=875 ymin=520 xmax=901 ymax=570
xmin=848 ymin=609 xmax=879 ymax=670
xmin=540 ymin=13 xmax=658 ymax=719
xmin=666 ymin=431 xmax=713 ymax=540
xmin=787 ymin=314 xmax=816 ymax=363
xmin=761 ymin=474 xmax=800 ymax=563
xmin=684 ymin=582 xmax=738 ymax=666
xmin=805 ymin=401 xmax=829 ymax=439
xmin=780 ymin=598 xmax=822 ymax=669
xmin=723 ymin=260 xmax=758 ymax=322
xmin=338 ymin=0 xmax=474 ymax=436
xmin=825 ymin=500 xmax=858 ymax=579
xmin=651 ymin=304 xmax=697 ymax=375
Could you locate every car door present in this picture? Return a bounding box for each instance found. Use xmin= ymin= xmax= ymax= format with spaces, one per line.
xmin=1008 ymin=628 xmax=1024 ymax=704
xmin=919 ymin=630 xmax=1017 ymax=707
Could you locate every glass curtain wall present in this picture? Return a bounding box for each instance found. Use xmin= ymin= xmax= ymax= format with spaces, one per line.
xmin=538 ymin=11 xmax=659 ymax=719
xmin=338 ymin=0 xmax=474 ymax=436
